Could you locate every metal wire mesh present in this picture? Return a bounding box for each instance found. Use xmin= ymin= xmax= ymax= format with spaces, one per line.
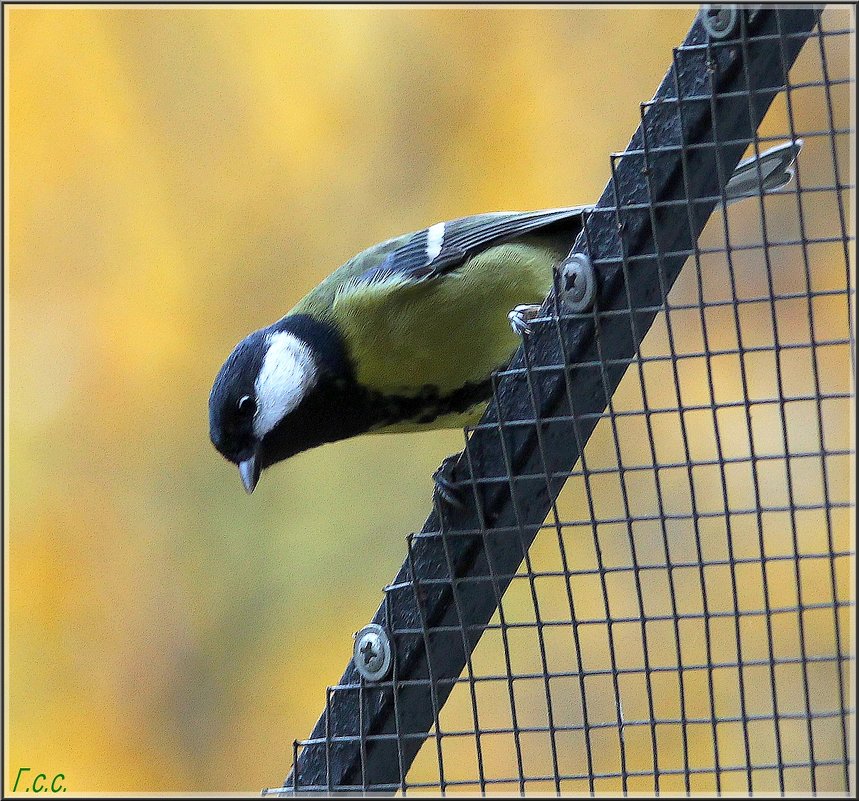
xmin=276 ymin=7 xmax=854 ymax=796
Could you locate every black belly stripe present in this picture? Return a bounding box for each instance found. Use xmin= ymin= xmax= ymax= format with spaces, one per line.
xmin=367 ymin=379 xmax=493 ymax=427
xmin=266 ymin=314 xmax=495 ymax=462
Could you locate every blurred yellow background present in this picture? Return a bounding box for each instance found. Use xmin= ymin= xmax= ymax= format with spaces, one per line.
xmin=6 ymin=4 xmax=853 ymax=795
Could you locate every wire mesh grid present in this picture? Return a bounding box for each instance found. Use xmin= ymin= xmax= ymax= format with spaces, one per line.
xmin=277 ymin=7 xmax=854 ymax=796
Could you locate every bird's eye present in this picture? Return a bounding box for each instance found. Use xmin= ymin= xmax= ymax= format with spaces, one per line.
xmin=237 ymin=395 xmax=255 ymax=416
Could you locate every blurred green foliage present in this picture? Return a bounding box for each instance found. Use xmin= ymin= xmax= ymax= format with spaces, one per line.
xmin=7 ymin=5 xmax=853 ymax=794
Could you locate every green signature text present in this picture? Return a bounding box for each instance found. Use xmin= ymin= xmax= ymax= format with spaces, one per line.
xmin=12 ymin=768 xmax=66 ymax=793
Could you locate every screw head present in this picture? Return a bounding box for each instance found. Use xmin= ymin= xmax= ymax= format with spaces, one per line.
xmin=353 ymin=624 xmax=393 ymax=682
xmin=701 ymin=4 xmax=738 ymax=38
xmin=558 ymin=253 xmax=596 ymax=313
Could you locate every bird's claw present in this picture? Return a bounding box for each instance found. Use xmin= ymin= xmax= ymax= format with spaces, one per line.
xmin=508 ymin=304 xmax=542 ymax=337
xmin=433 ymin=453 xmax=466 ymax=509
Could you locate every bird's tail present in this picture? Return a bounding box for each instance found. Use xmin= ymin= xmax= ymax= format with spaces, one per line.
xmin=722 ymin=139 xmax=803 ymax=206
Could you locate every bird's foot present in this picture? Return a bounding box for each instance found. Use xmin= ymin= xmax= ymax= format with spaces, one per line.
xmin=507 ymin=304 xmax=542 ymax=337
xmin=433 ymin=453 xmax=466 ymax=509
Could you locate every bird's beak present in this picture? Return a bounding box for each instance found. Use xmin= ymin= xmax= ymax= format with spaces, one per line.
xmin=238 ymin=450 xmax=262 ymax=494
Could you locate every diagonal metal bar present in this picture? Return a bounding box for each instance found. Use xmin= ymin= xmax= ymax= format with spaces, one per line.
xmin=276 ymin=6 xmax=823 ymax=793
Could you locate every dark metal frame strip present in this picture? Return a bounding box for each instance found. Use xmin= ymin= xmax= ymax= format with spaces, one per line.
xmin=281 ymin=7 xmax=823 ymax=793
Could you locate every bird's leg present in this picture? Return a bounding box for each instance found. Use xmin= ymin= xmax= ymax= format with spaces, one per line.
xmin=433 ymin=452 xmax=466 ymax=509
xmin=507 ymin=304 xmax=542 ymax=336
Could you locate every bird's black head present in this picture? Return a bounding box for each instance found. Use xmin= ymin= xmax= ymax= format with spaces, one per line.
xmin=209 ymin=314 xmax=360 ymax=493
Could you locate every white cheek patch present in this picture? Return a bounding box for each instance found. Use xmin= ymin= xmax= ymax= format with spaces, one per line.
xmin=253 ymin=331 xmax=319 ymax=438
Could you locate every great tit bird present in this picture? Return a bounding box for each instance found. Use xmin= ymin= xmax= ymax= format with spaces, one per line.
xmin=210 ymin=140 xmax=801 ymax=494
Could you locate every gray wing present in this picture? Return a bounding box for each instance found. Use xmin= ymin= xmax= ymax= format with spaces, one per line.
xmin=356 ymin=206 xmax=589 ymax=287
